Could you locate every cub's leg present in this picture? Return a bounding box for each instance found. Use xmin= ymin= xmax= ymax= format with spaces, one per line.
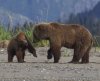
xmin=22 ymin=51 xmax=26 ymax=62
xmin=8 ymin=52 xmax=15 ymax=62
xmin=16 ymin=49 xmax=24 ymax=63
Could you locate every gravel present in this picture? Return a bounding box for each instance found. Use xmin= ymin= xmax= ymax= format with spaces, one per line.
xmin=0 ymin=47 xmax=99 ymax=81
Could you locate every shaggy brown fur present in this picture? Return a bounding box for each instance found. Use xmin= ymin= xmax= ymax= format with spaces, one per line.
xmin=33 ymin=22 xmax=93 ymax=63
xmin=7 ymin=32 xmax=37 ymax=63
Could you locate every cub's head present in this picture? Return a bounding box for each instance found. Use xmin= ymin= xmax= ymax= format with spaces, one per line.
xmin=16 ymin=32 xmax=28 ymax=46
xmin=16 ymin=32 xmax=37 ymax=57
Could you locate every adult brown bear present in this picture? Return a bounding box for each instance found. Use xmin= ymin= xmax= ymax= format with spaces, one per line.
xmin=33 ymin=22 xmax=93 ymax=63
xmin=7 ymin=32 xmax=37 ymax=63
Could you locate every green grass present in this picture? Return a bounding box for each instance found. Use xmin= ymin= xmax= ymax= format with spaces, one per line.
xmin=1 ymin=25 xmax=100 ymax=47
xmin=0 ymin=25 xmax=49 ymax=47
xmin=0 ymin=26 xmax=11 ymax=40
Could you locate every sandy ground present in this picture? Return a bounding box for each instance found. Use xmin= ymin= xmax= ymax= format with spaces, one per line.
xmin=0 ymin=47 xmax=100 ymax=81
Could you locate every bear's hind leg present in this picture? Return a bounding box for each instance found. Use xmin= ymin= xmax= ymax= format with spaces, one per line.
xmin=81 ymin=47 xmax=91 ymax=63
xmin=81 ymin=53 xmax=89 ymax=63
xmin=77 ymin=46 xmax=88 ymax=63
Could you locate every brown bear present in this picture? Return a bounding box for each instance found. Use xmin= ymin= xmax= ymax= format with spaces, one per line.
xmin=7 ymin=32 xmax=37 ymax=63
xmin=33 ymin=22 xmax=93 ymax=63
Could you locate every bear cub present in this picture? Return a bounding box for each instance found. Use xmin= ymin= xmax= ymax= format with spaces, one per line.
xmin=7 ymin=32 xmax=37 ymax=63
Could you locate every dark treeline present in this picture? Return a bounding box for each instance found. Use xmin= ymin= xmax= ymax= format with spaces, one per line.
xmin=66 ymin=13 xmax=100 ymax=36
xmin=65 ymin=2 xmax=100 ymax=36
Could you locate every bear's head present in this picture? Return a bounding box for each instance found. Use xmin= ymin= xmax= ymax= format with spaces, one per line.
xmin=33 ymin=23 xmax=53 ymax=43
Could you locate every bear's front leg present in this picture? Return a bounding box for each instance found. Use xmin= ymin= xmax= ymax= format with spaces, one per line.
xmin=69 ymin=47 xmax=80 ymax=64
xmin=49 ymin=39 xmax=61 ymax=63
xmin=51 ymin=46 xmax=61 ymax=63
xmin=47 ymin=48 xmax=53 ymax=59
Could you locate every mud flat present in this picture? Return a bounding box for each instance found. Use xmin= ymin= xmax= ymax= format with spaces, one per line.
xmin=0 ymin=47 xmax=99 ymax=81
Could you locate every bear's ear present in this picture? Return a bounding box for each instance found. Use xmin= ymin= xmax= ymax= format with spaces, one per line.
xmin=50 ymin=22 xmax=59 ymax=27
xmin=37 ymin=25 xmax=47 ymax=32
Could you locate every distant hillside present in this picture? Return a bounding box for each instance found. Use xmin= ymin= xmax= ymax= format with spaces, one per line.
xmin=0 ymin=8 xmax=32 ymax=27
xmin=91 ymin=2 xmax=100 ymax=18
xmin=67 ymin=2 xmax=100 ymax=35
xmin=0 ymin=0 xmax=99 ymax=23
